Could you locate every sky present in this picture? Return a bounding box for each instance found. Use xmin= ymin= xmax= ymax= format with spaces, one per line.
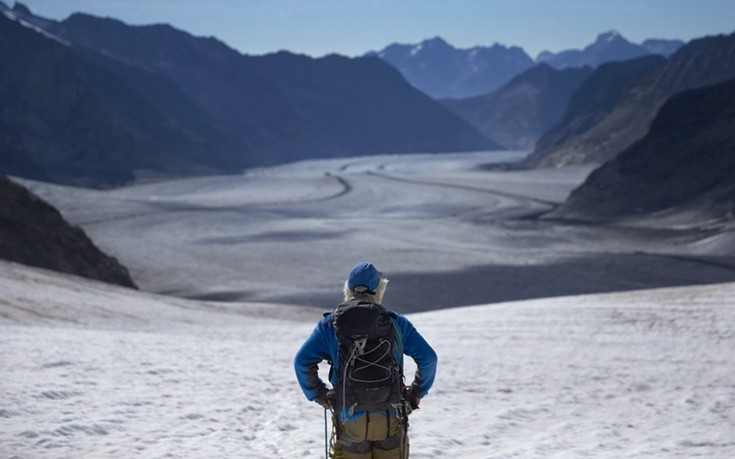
xmin=13 ymin=0 xmax=735 ymax=58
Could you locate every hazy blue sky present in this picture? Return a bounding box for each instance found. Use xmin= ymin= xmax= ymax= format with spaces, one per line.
xmin=16 ymin=0 xmax=735 ymax=58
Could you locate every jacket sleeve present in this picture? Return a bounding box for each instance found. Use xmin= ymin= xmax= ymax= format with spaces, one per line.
xmin=396 ymin=314 xmax=437 ymax=398
xmin=294 ymin=317 xmax=333 ymax=402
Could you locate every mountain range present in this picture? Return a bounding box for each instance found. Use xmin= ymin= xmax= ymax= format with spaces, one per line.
xmin=0 ymin=3 xmax=496 ymax=187
xmin=436 ymin=33 xmax=683 ymax=152
xmin=536 ymin=31 xmax=682 ymax=69
xmin=371 ymin=32 xmax=683 ymax=100
xmin=384 ymin=28 xmax=735 ymax=230
xmin=367 ymin=36 xmax=536 ymax=99
xmin=3 ymin=0 xmax=734 ymax=234
xmin=528 ymin=31 xmax=735 ymax=168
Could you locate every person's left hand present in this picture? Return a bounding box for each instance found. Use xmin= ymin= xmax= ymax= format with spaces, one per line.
xmin=405 ymin=389 xmax=421 ymax=410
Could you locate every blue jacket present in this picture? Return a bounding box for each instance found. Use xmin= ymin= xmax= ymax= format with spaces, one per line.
xmin=294 ymin=307 xmax=437 ymax=421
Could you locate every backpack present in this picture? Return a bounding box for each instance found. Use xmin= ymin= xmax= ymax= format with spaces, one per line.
xmin=331 ymin=298 xmax=405 ymax=414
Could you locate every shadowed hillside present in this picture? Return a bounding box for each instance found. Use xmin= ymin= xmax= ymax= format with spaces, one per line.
xmin=547 ymin=77 xmax=735 ymax=222
xmin=0 ymin=176 xmax=136 ymax=287
xmin=0 ymin=12 xmax=226 ymax=187
xmin=526 ymin=55 xmax=667 ymax=167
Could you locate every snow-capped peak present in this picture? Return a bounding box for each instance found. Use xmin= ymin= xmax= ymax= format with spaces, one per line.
xmin=2 ymin=4 xmax=69 ymax=46
xmin=598 ymin=30 xmax=623 ymax=43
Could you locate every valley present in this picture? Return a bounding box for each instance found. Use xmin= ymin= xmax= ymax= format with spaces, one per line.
xmin=19 ymin=151 xmax=735 ymax=312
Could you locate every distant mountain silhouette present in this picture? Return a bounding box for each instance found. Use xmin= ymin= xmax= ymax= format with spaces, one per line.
xmin=0 ymin=4 xmax=496 ymax=187
xmin=0 ymin=175 xmax=136 ymax=287
xmin=370 ymin=33 xmax=683 ymax=100
xmin=368 ymin=37 xmax=536 ymax=99
xmin=528 ymin=31 xmax=735 ymax=168
xmin=537 ymin=31 xmax=683 ymax=69
xmin=441 ymin=64 xmax=593 ymax=150
xmin=547 ymin=77 xmax=735 ymax=222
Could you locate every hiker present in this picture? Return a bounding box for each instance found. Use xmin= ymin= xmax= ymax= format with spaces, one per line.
xmin=294 ymin=262 xmax=437 ymax=458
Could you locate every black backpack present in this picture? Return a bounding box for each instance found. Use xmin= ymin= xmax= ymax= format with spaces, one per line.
xmin=332 ymin=299 xmax=405 ymax=414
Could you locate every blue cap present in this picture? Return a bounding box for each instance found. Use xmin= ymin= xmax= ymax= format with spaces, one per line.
xmin=347 ymin=262 xmax=381 ymax=293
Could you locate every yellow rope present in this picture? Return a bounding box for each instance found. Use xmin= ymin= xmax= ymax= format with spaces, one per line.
xmin=328 ymin=409 xmax=341 ymax=459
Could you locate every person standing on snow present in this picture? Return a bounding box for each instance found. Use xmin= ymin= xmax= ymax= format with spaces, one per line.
xmin=294 ymin=262 xmax=437 ymax=458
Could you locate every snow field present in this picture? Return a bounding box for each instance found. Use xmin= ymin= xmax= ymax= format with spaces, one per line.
xmin=5 ymin=150 xmax=735 ymax=457
xmin=1 ymin=261 xmax=734 ymax=458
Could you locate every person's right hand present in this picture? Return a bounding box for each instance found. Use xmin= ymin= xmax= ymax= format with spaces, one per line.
xmin=318 ymin=389 xmax=335 ymax=409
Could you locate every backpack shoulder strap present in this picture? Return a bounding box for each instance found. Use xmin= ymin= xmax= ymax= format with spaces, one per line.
xmin=376 ymin=303 xmax=404 ymax=362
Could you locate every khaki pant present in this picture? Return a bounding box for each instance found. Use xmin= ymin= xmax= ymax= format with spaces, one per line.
xmin=336 ymin=413 xmax=408 ymax=458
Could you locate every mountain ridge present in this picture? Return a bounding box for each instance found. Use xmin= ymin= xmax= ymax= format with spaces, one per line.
xmin=370 ymin=31 xmax=683 ymax=100
xmin=0 ymin=11 xmax=225 ymax=187
xmin=537 ymin=30 xmax=682 ymax=69
xmin=367 ymin=36 xmax=536 ymax=99
xmin=0 ymin=4 xmax=497 ymax=187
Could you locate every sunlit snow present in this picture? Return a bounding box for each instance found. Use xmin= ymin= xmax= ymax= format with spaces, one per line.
xmin=1 ymin=261 xmax=733 ymax=457
xmin=3 ymin=151 xmax=735 ymax=457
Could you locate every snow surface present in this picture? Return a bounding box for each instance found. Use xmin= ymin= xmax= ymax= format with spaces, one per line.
xmin=1 ymin=260 xmax=734 ymax=458
xmin=5 ymin=151 xmax=735 ymax=457
xmin=17 ymin=151 xmax=735 ymax=311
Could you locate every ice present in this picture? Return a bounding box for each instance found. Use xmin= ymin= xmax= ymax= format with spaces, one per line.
xmin=16 ymin=151 xmax=735 ymax=311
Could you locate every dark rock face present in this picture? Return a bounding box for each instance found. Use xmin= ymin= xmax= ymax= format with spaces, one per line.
xmin=528 ymin=32 xmax=735 ymax=168
xmin=547 ymin=77 xmax=735 ymax=221
xmin=442 ymin=64 xmax=593 ymax=150
xmin=0 ymin=176 xmax=137 ymax=287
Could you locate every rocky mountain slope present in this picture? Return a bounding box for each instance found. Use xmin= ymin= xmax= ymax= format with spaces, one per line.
xmin=0 ymin=12 xmax=228 ymax=186
xmin=546 ymin=77 xmax=735 ymax=223
xmin=441 ymin=64 xmax=593 ymax=149
xmin=0 ymin=176 xmax=136 ymax=287
xmin=528 ymin=31 xmax=735 ymax=168
xmin=526 ymin=55 xmax=667 ymax=166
